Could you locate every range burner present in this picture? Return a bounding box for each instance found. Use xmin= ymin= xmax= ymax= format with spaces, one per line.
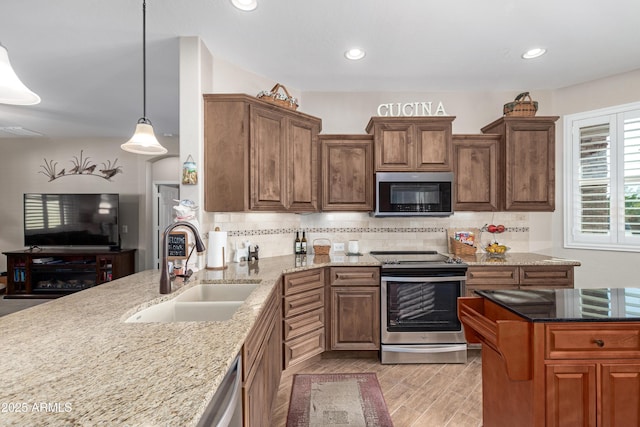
xmin=370 ymin=250 xmax=464 ymax=267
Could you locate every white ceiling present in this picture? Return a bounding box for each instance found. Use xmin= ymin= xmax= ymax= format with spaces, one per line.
xmin=1 ymin=0 xmax=639 ymax=139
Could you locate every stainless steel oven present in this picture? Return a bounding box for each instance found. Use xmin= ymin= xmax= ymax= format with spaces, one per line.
xmin=371 ymin=251 xmax=467 ymax=364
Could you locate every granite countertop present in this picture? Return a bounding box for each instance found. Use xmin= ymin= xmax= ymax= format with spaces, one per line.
xmin=475 ymin=288 xmax=640 ymax=323
xmin=455 ymin=252 xmax=581 ymax=266
xmin=0 ymin=254 xmax=378 ymax=427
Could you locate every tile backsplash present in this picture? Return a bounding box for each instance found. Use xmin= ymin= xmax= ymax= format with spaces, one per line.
xmin=204 ymin=211 xmax=530 ymax=260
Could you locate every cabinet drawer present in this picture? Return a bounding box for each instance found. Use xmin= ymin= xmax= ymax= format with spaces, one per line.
xmin=546 ymin=324 xmax=640 ymax=359
xmin=283 ymin=286 xmax=324 ymax=318
xmin=519 ymin=266 xmax=573 ymax=287
xmin=466 ymin=266 xmax=519 ymax=285
xmin=283 ymin=307 xmax=324 ymax=341
xmin=283 ymin=328 xmax=325 ymax=369
xmin=283 ymin=268 xmax=325 ymax=295
xmin=329 ymin=267 xmax=380 ymax=287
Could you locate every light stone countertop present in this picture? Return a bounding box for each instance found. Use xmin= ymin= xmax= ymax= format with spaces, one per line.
xmin=0 ymin=254 xmax=378 ymax=427
xmin=455 ymin=252 xmax=582 ymax=266
xmin=0 ymin=251 xmax=577 ymax=426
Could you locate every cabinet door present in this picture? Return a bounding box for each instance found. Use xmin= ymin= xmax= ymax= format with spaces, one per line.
xmin=601 ymin=363 xmax=640 ymax=427
xmin=373 ymin=122 xmax=414 ymax=171
xmin=330 ymin=287 xmax=380 ymax=350
xmin=504 ymin=119 xmax=556 ymax=211
xmin=320 ymin=136 xmax=373 ymax=211
xmin=453 ymin=134 xmax=500 ymax=211
xmin=546 ymin=364 xmax=597 ymax=427
xmin=250 ymin=106 xmax=287 ymax=211
xmin=414 ymin=120 xmax=453 ymax=171
xmin=287 ymin=116 xmax=319 ymax=212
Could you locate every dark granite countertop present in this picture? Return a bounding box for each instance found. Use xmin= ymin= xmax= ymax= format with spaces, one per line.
xmin=475 ymin=288 xmax=640 ymax=322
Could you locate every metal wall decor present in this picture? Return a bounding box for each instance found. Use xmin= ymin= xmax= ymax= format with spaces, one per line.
xmin=39 ymin=150 xmax=123 ymax=181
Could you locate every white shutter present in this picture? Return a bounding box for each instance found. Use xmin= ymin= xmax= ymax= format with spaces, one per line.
xmin=623 ymin=113 xmax=640 ymax=241
xmin=578 ymin=122 xmax=611 ymax=235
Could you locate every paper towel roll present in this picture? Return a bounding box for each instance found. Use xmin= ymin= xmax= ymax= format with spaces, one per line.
xmin=207 ymin=230 xmax=227 ymax=270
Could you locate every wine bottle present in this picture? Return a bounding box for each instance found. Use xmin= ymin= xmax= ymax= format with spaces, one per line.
xmin=301 ymin=231 xmax=307 ymax=254
xmin=295 ymin=231 xmax=301 ymax=255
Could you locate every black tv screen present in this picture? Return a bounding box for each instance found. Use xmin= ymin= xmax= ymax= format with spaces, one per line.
xmin=24 ymin=193 xmax=119 ymax=247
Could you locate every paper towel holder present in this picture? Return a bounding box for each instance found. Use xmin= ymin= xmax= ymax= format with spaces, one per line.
xmin=206 ymin=227 xmax=228 ymax=270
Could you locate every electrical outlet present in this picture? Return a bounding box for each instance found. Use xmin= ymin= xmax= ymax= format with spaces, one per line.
xmin=333 ymin=242 xmax=345 ymax=252
xmin=122 ymin=225 xmax=128 ymax=234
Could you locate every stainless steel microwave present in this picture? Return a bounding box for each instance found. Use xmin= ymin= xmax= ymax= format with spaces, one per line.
xmin=373 ymin=172 xmax=454 ymax=217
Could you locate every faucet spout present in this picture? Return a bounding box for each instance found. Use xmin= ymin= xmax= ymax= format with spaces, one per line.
xmin=160 ymin=221 xmax=206 ymax=294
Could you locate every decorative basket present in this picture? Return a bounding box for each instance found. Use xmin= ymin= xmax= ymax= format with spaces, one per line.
xmin=256 ymin=83 xmax=299 ymax=110
xmin=313 ymin=238 xmax=331 ymax=255
xmin=449 ymin=237 xmax=477 ymax=256
xmin=503 ymin=92 xmax=538 ymax=117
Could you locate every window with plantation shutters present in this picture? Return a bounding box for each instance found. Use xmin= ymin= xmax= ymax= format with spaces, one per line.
xmin=565 ymin=102 xmax=640 ymax=251
xmin=573 ymin=288 xmax=640 ymax=318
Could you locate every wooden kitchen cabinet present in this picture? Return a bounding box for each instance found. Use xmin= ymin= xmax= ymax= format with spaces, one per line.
xmin=481 ymin=116 xmax=559 ymax=211
xmin=328 ymin=267 xmax=380 ymax=350
xmin=320 ymin=135 xmax=374 ymax=211
xmin=465 ymin=264 xmax=574 ymax=296
xmin=452 ymin=134 xmax=501 ymax=211
xmin=366 ymin=116 xmax=455 ymax=172
xmin=203 ymin=94 xmax=321 ymax=213
xmin=282 ymin=268 xmax=325 ymax=369
xmin=243 ymin=279 xmax=282 ymax=427
xmin=459 ymin=296 xmax=640 ymax=427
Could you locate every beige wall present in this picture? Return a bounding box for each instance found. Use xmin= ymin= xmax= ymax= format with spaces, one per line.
xmin=0 ymin=136 xmax=178 ymax=273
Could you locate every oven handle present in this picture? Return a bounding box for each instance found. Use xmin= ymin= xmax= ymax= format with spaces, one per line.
xmin=381 ymin=276 xmax=465 ymax=283
xmin=381 ymin=344 xmax=468 ymax=354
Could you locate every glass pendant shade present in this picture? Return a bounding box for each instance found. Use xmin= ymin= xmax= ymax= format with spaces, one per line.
xmin=0 ymin=44 xmax=41 ymax=105
xmin=121 ymin=118 xmax=168 ymax=155
xmin=122 ymin=0 xmax=168 ymax=155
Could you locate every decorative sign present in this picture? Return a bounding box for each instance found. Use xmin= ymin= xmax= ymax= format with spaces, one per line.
xmin=376 ymin=101 xmax=448 ymax=117
xmin=167 ymin=231 xmax=189 ymax=260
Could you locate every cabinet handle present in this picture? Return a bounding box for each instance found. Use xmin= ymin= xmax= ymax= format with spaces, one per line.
xmin=593 ymin=339 xmax=605 ymax=347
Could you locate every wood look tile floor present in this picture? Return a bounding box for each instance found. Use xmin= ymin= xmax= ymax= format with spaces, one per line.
xmin=271 ymin=349 xmax=482 ymax=427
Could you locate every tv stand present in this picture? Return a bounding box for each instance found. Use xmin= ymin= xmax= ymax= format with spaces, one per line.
xmin=3 ymin=248 xmax=136 ymax=299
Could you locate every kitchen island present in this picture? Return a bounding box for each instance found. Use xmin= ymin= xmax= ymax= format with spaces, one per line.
xmin=459 ymin=288 xmax=640 ymax=427
xmin=0 ymin=254 xmax=378 ymax=426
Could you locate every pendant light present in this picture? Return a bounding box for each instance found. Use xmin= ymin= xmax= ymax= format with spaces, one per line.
xmin=0 ymin=43 xmax=41 ymax=105
xmin=121 ymin=0 xmax=167 ymax=155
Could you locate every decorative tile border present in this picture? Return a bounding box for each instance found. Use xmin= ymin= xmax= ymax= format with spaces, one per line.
xmin=226 ymin=226 xmax=528 ymax=237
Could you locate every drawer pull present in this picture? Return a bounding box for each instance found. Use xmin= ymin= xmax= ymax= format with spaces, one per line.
xmin=593 ymin=339 xmax=605 ymax=348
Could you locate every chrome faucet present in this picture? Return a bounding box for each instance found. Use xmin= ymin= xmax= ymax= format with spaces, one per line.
xmin=160 ymin=221 xmax=206 ymax=294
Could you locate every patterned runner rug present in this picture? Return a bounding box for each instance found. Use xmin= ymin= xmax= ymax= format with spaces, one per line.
xmin=286 ymin=373 xmax=394 ymax=427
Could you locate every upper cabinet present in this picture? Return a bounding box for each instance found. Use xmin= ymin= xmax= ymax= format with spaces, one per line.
xmin=366 ymin=117 xmax=455 ymax=172
xmin=204 ymin=94 xmax=321 ymax=213
xmin=481 ymin=116 xmax=559 ymax=211
xmin=320 ymin=135 xmax=374 ymax=211
xmin=453 ymin=134 xmax=501 ymax=211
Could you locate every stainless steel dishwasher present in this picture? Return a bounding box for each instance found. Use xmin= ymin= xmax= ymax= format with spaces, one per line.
xmin=196 ymin=354 xmax=243 ymax=427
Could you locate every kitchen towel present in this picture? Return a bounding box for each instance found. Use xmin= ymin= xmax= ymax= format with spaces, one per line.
xmin=207 ymin=229 xmax=227 ymax=269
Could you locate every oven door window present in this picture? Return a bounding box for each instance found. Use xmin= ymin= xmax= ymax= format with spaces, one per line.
xmin=386 ymin=279 xmax=462 ymax=332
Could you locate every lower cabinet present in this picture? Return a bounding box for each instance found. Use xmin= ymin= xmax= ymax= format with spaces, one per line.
xmin=243 ymin=279 xmax=282 ymax=427
xmin=282 ymin=268 xmax=326 ymax=369
xmin=328 ymin=267 xmax=380 ymax=351
xmin=465 ymin=265 xmax=574 ymax=296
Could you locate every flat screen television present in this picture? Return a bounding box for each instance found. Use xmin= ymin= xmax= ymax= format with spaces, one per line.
xmin=24 ymin=193 xmax=120 ymax=248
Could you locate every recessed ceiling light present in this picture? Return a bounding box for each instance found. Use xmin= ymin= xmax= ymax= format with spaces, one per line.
xmin=231 ymin=0 xmax=257 ymax=11
xmin=344 ymin=48 xmax=366 ymax=61
xmin=521 ymin=48 xmax=547 ymax=59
